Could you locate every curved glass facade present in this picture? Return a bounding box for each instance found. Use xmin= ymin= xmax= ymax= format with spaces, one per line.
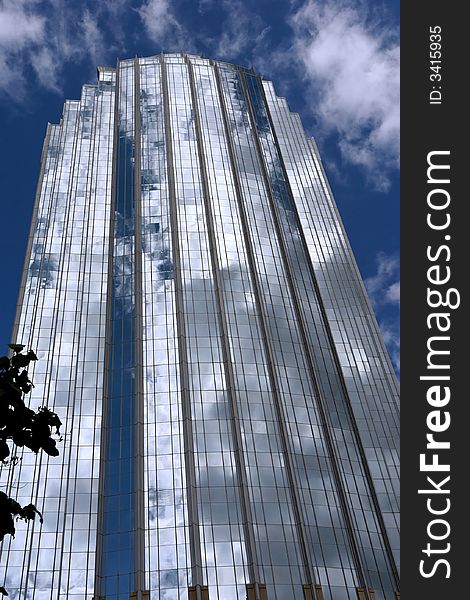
xmin=0 ymin=54 xmax=399 ymax=600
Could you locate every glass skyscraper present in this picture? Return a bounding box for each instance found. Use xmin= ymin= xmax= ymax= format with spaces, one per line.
xmin=0 ymin=54 xmax=399 ymax=600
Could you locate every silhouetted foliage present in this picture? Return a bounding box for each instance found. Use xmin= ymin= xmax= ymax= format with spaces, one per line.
xmin=0 ymin=344 xmax=62 ymax=546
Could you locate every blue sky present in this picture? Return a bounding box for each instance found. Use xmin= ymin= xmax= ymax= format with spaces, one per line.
xmin=0 ymin=0 xmax=399 ymax=371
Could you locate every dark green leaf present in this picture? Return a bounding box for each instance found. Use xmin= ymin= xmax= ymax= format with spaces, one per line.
xmin=0 ymin=345 xmax=61 ymax=543
xmin=18 ymin=503 xmax=43 ymax=524
xmin=0 ymin=440 xmax=10 ymax=462
xmin=41 ymin=438 xmax=59 ymax=457
xmin=11 ymin=353 xmax=30 ymax=369
xmin=8 ymin=344 xmax=24 ymax=353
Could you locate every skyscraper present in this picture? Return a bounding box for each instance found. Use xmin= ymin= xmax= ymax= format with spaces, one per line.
xmin=0 ymin=54 xmax=399 ymax=600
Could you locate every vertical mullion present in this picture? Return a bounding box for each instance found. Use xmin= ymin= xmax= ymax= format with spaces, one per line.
xmin=187 ymin=57 xmax=261 ymax=591
xmin=240 ymin=69 xmax=383 ymax=598
xmin=4 ymin=122 xmax=53 ymax=562
xmin=214 ymin=63 xmax=321 ymax=595
xmin=133 ymin=57 xmax=146 ymax=596
xmin=234 ymin=69 xmax=322 ymax=594
xmin=9 ymin=123 xmax=52 ymax=348
xmin=257 ymin=74 xmax=399 ymax=590
xmin=94 ymin=63 xmax=120 ymax=599
xmin=160 ymin=54 xmax=204 ymax=591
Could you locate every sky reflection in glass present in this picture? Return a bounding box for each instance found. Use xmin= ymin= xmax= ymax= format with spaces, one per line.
xmin=0 ymin=55 xmax=399 ymax=600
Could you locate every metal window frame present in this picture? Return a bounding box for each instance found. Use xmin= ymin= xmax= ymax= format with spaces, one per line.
xmin=160 ymin=52 xmax=204 ymax=588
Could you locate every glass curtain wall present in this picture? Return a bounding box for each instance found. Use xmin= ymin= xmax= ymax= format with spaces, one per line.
xmin=0 ymin=54 xmax=399 ymax=600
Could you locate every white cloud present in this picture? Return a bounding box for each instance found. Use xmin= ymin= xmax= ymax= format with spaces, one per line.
xmin=80 ymin=9 xmax=107 ymax=66
xmin=365 ymin=252 xmax=400 ymax=306
xmin=30 ymin=46 xmax=62 ymax=93
xmin=137 ymin=0 xmax=185 ymax=48
xmin=379 ymin=318 xmax=400 ymax=372
xmin=385 ymin=280 xmax=400 ymax=304
xmin=0 ymin=1 xmax=44 ymax=49
xmin=365 ymin=252 xmax=400 ymax=373
xmin=212 ymin=0 xmax=270 ymax=61
xmin=0 ymin=0 xmax=46 ymax=99
xmin=0 ymin=1 xmax=125 ymax=102
xmin=290 ymin=0 xmax=399 ymax=190
xmin=136 ymin=0 xmax=271 ymax=64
